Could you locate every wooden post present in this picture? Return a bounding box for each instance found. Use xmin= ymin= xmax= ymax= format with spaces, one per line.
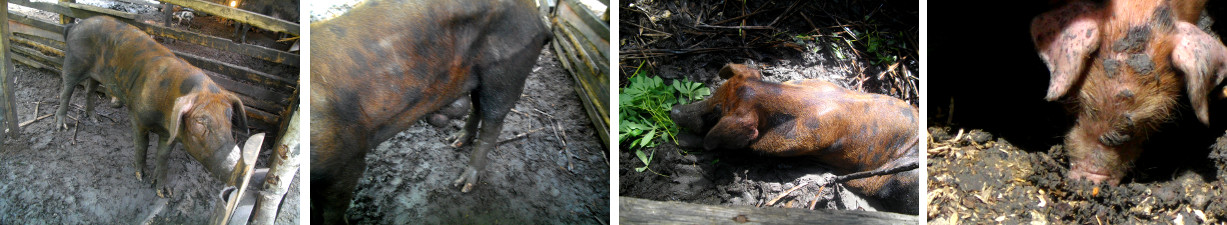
xmin=58 ymin=0 xmax=73 ymax=24
xmin=0 ymin=0 xmax=19 ymax=138
xmin=250 ymin=109 xmax=300 ymax=225
xmin=162 ymin=3 xmax=173 ymax=28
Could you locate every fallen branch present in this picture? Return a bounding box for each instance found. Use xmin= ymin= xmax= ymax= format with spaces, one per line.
xmin=18 ymin=113 xmax=51 ymax=127
xmin=832 ymin=160 xmax=918 ymax=183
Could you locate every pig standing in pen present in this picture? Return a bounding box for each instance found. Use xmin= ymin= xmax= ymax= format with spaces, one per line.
xmin=310 ymin=0 xmax=549 ymax=223
xmin=55 ymin=16 xmax=251 ymax=197
xmin=1031 ymin=0 xmax=1227 ymax=185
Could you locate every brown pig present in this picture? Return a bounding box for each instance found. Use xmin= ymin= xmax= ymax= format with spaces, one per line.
xmin=54 ymin=16 xmax=250 ymax=197
xmin=670 ymin=64 xmax=919 ymax=214
xmin=309 ymin=0 xmax=549 ymax=223
xmin=1031 ymin=0 xmax=1227 ymax=185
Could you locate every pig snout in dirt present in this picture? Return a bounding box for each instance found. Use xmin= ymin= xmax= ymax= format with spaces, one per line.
xmin=669 ymin=63 xmax=920 ymax=214
xmin=308 ymin=0 xmax=550 ymax=223
xmin=55 ymin=16 xmax=250 ymax=198
xmin=1031 ymin=0 xmax=1227 ymax=185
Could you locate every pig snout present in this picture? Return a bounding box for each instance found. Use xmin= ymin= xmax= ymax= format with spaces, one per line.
xmin=1064 ymin=124 xmax=1145 ymax=186
xmin=670 ymin=101 xmax=710 ymax=134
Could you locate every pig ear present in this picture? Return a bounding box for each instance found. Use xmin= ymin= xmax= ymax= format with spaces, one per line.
xmin=227 ymin=93 xmax=249 ymax=135
xmin=1031 ymin=1 xmax=1101 ymax=101
xmin=718 ymin=63 xmax=761 ymax=80
xmin=166 ymin=94 xmax=196 ymax=143
xmin=1171 ymin=22 xmax=1227 ymax=125
xmin=703 ymin=110 xmax=758 ymax=150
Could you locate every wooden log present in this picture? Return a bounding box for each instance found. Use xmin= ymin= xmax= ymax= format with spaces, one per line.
xmin=250 ymin=109 xmax=299 ymax=225
xmin=130 ymin=21 xmax=299 ymax=66
xmin=560 ymin=0 xmax=608 ymax=44
xmin=619 ymin=197 xmax=917 ymax=225
xmin=0 ymin=0 xmax=17 ymax=136
xmin=158 ymin=0 xmax=298 ymax=36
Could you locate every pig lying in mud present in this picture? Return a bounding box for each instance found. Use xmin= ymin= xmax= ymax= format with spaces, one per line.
xmin=55 ymin=16 xmax=251 ymax=197
xmin=1031 ymin=0 xmax=1227 ymax=185
xmin=670 ymin=63 xmax=920 ymax=214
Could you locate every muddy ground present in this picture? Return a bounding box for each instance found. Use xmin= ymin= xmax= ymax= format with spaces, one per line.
xmin=618 ymin=0 xmax=918 ymax=215
xmin=0 ymin=1 xmax=299 ymax=224
xmin=925 ymin=1 xmax=1227 ymax=224
xmin=342 ymin=48 xmax=611 ymax=224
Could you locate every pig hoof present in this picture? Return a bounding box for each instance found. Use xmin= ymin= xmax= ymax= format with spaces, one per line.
xmin=155 ymin=187 xmax=172 ymax=198
xmin=452 ymin=168 xmax=479 ymax=193
xmin=135 ymin=171 xmax=143 ymax=181
xmin=448 ymin=132 xmax=473 ymax=148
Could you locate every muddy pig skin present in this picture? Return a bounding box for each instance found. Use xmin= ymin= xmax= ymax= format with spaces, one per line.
xmin=309 ymin=0 xmax=549 ymax=223
xmin=54 ymin=16 xmax=250 ymax=197
xmin=670 ymin=64 xmax=920 ymax=214
xmin=1031 ymin=0 xmax=1227 ymax=185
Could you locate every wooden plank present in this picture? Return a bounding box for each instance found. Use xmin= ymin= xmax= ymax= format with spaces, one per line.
xmin=559 ymin=0 xmax=607 ymax=40
xmin=11 ymin=51 xmax=54 ymax=70
xmin=130 ymin=21 xmax=299 ymax=66
xmin=11 ymin=34 xmax=64 ymax=56
xmin=620 ymin=197 xmax=918 ymax=225
xmin=10 ymin=44 xmax=61 ymax=68
xmin=7 ymin=20 xmax=62 ymax=43
xmin=11 ymin=0 xmax=135 ymax=24
xmin=551 ymin=31 xmax=609 ymax=147
xmin=202 ymin=72 xmax=286 ymax=114
xmin=557 ymin=4 xmax=609 ymax=62
xmin=1 ymin=0 xmax=18 ymax=136
xmin=59 ymin=1 xmax=136 ymax=19
xmin=558 ymin=19 xmax=609 ymax=81
xmin=171 ymin=50 xmax=294 ymax=92
xmin=158 ymin=0 xmax=298 ymax=36
xmin=9 ymin=12 xmax=66 ymax=34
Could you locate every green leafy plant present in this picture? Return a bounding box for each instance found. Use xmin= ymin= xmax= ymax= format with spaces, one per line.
xmin=620 ymin=65 xmax=711 ymax=173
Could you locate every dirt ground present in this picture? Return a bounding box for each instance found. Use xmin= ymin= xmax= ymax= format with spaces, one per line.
xmin=340 ymin=48 xmax=611 ymax=224
xmin=0 ymin=1 xmax=299 ymax=224
xmin=925 ymin=1 xmax=1227 ymax=224
xmin=618 ymin=0 xmax=918 ymax=216
xmin=927 ymin=127 xmax=1227 ymax=224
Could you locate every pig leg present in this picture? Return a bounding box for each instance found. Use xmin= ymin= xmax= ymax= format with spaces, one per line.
xmin=452 ymin=76 xmax=529 ymax=193
xmin=82 ymin=79 xmax=98 ymax=123
xmin=151 ymin=135 xmax=174 ymax=198
xmin=447 ymin=94 xmax=480 ymax=147
xmin=54 ymin=69 xmax=90 ymax=130
xmin=132 ymin=125 xmax=149 ymax=181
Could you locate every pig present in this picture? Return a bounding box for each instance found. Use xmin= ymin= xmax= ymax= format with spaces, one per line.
xmin=54 ymin=16 xmax=251 ymax=197
xmin=309 ymin=0 xmax=549 ymax=223
xmin=670 ymin=63 xmax=920 ymax=214
xmin=1031 ymin=0 xmax=1227 ymax=185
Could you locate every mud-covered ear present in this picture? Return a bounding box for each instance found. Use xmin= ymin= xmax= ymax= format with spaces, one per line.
xmin=718 ymin=63 xmax=761 ymax=80
xmin=167 ymin=94 xmax=196 ymax=143
xmin=1171 ymin=22 xmax=1227 ymax=125
xmin=1031 ymin=1 xmax=1101 ymax=101
xmin=703 ymin=110 xmax=759 ymax=150
xmin=226 ymin=93 xmax=249 ymax=135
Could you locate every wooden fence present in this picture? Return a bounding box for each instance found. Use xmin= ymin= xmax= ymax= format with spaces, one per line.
xmin=0 ymin=0 xmax=299 ymax=144
xmin=550 ymin=0 xmax=609 ymax=148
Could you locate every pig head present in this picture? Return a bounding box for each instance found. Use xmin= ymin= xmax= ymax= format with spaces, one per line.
xmin=55 ymin=16 xmax=250 ymax=197
xmin=670 ymin=63 xmax=920 ymax=214
xmin=309 ymin=0 xmax=549 ymax=223
xmin=1032 ymin=0 xmax=1227 ymax=185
